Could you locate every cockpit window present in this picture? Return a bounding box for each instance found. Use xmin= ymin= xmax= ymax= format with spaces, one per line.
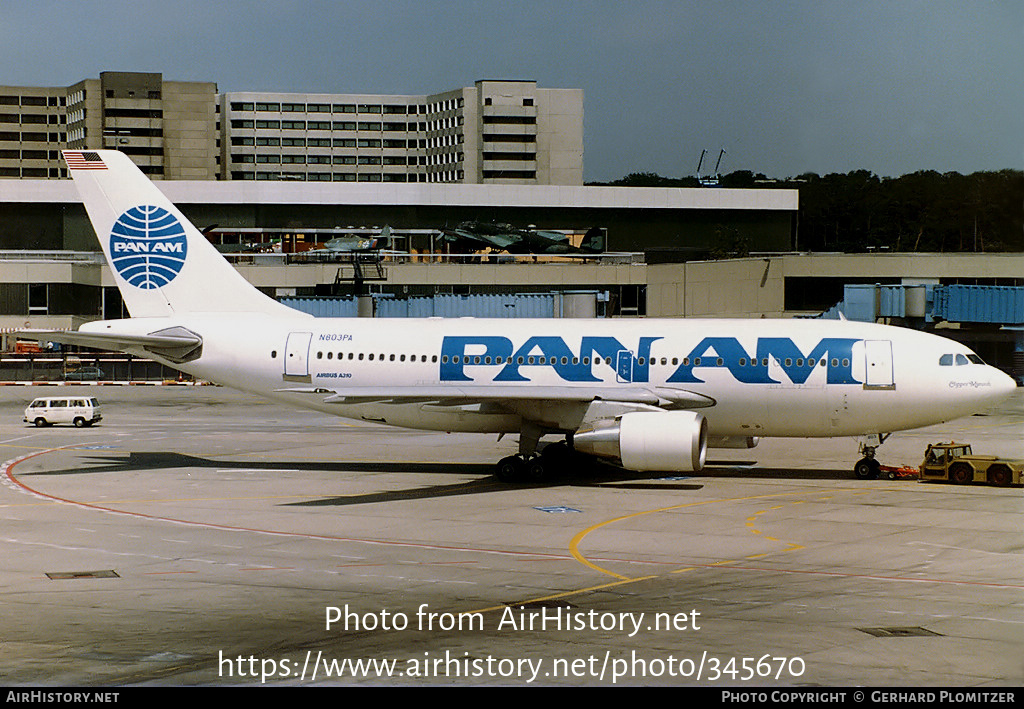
xmin=940 ymin=352 xmax=982 ymax=366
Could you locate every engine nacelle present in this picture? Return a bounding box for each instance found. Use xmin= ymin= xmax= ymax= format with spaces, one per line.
xmin=572 ymin=410 xmax=708 ymax=472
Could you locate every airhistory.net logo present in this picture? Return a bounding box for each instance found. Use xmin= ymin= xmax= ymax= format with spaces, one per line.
xmin=109 ymin=205 xmax=188 ymax=289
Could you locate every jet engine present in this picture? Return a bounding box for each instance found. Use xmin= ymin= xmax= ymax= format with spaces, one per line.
xmin=572 ymin=410 xmax=708 ymax=472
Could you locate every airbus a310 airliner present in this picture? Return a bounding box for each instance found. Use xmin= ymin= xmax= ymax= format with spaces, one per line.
xmin=22 ymin=151 xmax=1017 ymax=481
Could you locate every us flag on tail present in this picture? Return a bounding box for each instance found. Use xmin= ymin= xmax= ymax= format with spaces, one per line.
xmin=63 ymin=151 xmax=108 ymax=170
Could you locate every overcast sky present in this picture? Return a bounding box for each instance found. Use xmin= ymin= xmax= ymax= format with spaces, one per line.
xmin=3 ymin=0 xmax=1020 ymax=181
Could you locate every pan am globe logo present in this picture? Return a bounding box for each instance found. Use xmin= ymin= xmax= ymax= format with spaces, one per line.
xmin=109 ymin=205 xmax=188 ymax=289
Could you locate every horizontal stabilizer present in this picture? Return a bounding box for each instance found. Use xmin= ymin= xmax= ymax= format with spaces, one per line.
xmin=16 ymin=328 xmax=203 ymax=362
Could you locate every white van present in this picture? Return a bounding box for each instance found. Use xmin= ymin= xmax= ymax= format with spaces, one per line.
xmin=24 ymin=397 xmax=102 ymax=427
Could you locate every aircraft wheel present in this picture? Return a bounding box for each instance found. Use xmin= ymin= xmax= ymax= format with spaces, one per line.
xmin=495 ymin=456 xmax=525 ymax=482
xmin=949 ymin=462 xmax=973 ymax=485
xmin=854 ymin=458 xmax=879 ymax=480
xmin=526 ymin=456 xmax=548 ymax=482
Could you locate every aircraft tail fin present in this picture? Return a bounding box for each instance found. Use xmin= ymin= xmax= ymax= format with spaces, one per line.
xmin=63 ymin=150 xmax=299 ymax=319
xmin=379 ymin=225 xmax=391 ymax=249
xmin=581 ymin=226 xmax=606 ymax=253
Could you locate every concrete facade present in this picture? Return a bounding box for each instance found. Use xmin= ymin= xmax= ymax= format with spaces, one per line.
xmin=221 ymin=79 xmax=583 ymax=185
xmin=3 ymin=72 xmax=218 ymax=181
xmin=4 ymin=73 xmax=585 ymax=185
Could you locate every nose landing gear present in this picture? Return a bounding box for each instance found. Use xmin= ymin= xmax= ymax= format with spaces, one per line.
xmin=854 ymin=433 xmax=890 ymax=479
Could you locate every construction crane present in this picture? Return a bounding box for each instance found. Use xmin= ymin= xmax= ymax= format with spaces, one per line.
xmin=696 ymin=149 xmax=726 ymax=187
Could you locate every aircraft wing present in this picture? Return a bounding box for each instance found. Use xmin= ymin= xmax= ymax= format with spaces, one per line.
xmin=442 ymin=229 xmax=518 ymax=250
xmin=277 ymin=385 xmax=715 ymax=408
xmin=533 ymin=230 xmax=569 ymax=242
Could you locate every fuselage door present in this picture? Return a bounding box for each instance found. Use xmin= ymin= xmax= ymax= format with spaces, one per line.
xmin=284 ymin=331 xmax=313 ymax=377
xmin=863 ymin=339 xmax=895 ymax=390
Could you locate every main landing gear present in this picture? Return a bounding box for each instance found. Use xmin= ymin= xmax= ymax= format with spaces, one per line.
xmin=495 ymin=423 xmax=583 ymax=483
xmin=496 ymin=441 xmax=578 ymax=483
xmin=854 ymin=433 xmax=891 ymax=480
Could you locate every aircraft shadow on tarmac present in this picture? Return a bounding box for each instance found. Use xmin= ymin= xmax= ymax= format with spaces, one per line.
xmin=20 ymin=451 xmax=853 ymax=508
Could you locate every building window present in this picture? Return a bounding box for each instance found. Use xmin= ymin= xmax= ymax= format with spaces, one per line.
xmin=28 ymin=284 xmax=47 ymax=314
xmin=483 ymin=152 xmax=536 ymax=161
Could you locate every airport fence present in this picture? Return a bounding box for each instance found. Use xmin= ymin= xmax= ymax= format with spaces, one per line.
xmin=0 ymin=353 xmax=191 ymax=383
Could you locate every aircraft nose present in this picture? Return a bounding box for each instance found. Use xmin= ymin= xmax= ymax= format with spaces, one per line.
xmin=994 ymin=367 xmax=1018 ymax=399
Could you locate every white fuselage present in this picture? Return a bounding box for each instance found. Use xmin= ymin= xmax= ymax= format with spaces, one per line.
xmin=85 ymin=314 xmax=1017 ymax=441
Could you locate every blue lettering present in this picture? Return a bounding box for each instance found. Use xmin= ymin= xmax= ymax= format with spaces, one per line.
xmin=440 ymin=334 xmax=864 ymax=386
xmin=667 ymin=336 xmax=861 ymax=385
xmin=495 ymin=336 xmax=597 ymax=382
xmin=756 ymin=337 xmax=859 ymax=384
xmin=439 ymin=336 xmax=512 ymax=382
